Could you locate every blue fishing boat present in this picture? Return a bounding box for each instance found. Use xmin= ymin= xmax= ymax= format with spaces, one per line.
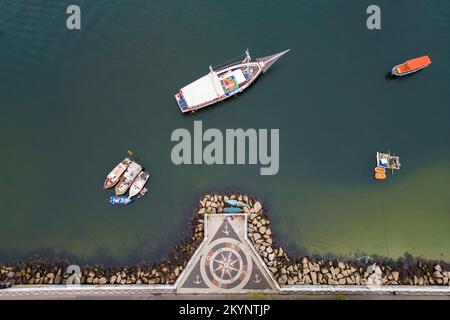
xmin=223 ymin=207 xmax=243 ymax=214
xmin=224 ymin=199 xmax=246 ymax=207
xmin=109 ymin=196 xmax=132 ymax=205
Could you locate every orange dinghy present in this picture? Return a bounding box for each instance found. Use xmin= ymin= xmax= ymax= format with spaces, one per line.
xmin=374 ymin=166 xmax=386 ymax=174
xmin=391 ymin=55 xmax=431 ymax=76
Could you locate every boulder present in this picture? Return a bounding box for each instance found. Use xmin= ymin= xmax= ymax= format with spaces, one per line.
xmin=278 ymin=275 xmax=288 ymax=285
xmin=392 ymin=271 xmax=399 ymax=281
xmin=277 ymin=247 xmax=284 ymax=257
xmin=304 ymin=274 xmax=312 ymax=284
xmin=310 ymin=272 xmax=317 ymax=284
xmin=433 ymin=271 xmax=443 ymax=278
xmin=366 ymin=264 xmax=376 ymax=274
xmin=259 ymin=226 xmax=267 ymax=234
xmin=253 ymin=201 xmax=262 ymax=213
xmin=98 ymin=277 xmax=107 ymax=285
xmin=374 ymin=266 xmax=382 ymax=276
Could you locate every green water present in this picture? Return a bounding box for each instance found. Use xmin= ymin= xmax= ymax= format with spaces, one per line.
xmin=0 ymin=0 xmax=449 ymax=265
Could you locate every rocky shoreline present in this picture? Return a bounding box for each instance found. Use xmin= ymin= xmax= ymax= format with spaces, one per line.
xmin=1 ymin=192 xmax=449 ymax=288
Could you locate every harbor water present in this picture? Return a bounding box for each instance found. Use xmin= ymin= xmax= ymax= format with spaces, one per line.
xmin=0 ymin=0 xmax=449 ymax=265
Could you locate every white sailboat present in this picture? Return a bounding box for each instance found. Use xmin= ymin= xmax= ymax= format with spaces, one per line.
xmin=175 ymin=49 xmax=290 ymax=113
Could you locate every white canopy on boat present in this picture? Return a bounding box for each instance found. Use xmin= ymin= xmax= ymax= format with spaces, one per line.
xmin=181 ymin=72 xmax=225 ymax=107
xmin=219 ymin=69 xmax=247 ymax=84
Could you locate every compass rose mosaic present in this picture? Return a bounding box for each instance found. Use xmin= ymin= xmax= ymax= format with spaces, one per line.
xmin=177 ymin=214 xmax=278 ymax=293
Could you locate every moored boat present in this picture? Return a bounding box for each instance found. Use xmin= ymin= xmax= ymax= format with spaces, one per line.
xmin=109 ymin=195 xmax=132 ymax=205
xmin=175 ymin=49 xmax=290 ymax=113
xmin=115 ymin=161 xmax=142 ymax=195
xmin=103 ymin=158 xmax=132 ymax=189
xmin=223 ymin=207 xmax=243 ymax=214
xmin=128 ymin=171 xmax=150 ymax=198
xmin=391 ymin=55 xmax=431 ymax=77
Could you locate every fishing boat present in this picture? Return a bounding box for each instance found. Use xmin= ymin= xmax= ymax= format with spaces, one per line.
xmin=128 ymin=171 xmax=150 ymax=198
xmin=103 ymin=158 xmax=132 ymax=189
xmin=224 ymin=199 xmax=246 ymax=207
xmin=175 ymin=49 xmax=290 ymax=113
xmin=115 ymin=161 xmax=142 ymax=195
xmin=391 ymin=55 xmax=431 ymax=77
xmin=376 ymin=152 xmax=401 ymax=170
xmin=109 ymin=195 xmax=132 ymax=205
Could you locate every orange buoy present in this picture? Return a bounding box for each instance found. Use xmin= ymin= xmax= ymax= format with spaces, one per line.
xmin=374 ymin=172 xmax=387 ymax=180
xmin=374 ymin=166 xmax=386 ymax=174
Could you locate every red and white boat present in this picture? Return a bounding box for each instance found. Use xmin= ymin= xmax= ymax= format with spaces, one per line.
xmin=103 ymin=158 xmax=132 ymax=189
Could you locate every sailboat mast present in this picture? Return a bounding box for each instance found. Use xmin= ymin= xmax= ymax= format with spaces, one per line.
xmin=245 ymin=49 xmax=251 ymax=72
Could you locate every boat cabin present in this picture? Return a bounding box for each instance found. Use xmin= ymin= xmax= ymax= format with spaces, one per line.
xmin=376 ymin=152 xmax=401 ymax=170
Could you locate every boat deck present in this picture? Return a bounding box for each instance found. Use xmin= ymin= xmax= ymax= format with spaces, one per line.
xmin=376 ymin=152 xmax=401 ymax=170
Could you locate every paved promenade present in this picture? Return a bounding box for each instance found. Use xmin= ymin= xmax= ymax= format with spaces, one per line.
xmin=1 ymin=214 xmax=449 ymax=299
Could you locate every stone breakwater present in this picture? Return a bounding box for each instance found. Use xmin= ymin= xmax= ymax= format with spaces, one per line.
xmin=1 ymin=193 xmax=449 ymax=288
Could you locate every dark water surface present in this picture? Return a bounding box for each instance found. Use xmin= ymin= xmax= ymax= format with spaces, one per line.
xmin=0 ymin=0 xmax=449 ymax=265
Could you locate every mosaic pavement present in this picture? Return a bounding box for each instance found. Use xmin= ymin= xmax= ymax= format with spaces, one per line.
xmin=176 ymin=214 xmax=278 ymax=293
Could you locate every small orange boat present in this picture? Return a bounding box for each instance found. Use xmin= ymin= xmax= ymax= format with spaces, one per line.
xmin=391 ymin=55 xmax=431 ymax=76
xmin=374 ymin=166 xmax=386 ymax=174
